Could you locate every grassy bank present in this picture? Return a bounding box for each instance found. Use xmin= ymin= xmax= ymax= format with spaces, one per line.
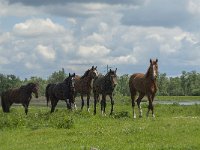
xmin=0 ymin=103 xmax=200 ymax=150
xmin=115 ymin=95 xmax=200 ymax=104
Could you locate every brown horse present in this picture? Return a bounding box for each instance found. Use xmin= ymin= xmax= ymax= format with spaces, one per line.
xmin=1 ymin=83 xmax=39 ymax=114
xmin=45 ymin=73 xmax=75 ymax=113
xmin=129 ymin=59 xmax=158 ymax=118
xmin=74 ymin=66 xmax=98 ymax=112
xmin=93 ymin=68 xmax=117 ymax=115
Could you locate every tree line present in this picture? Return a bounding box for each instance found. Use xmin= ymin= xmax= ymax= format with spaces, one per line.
xmin=0 ymin=69 xmax=200 ymax=96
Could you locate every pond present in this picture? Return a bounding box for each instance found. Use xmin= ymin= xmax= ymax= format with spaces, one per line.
xmin=155 ymin=100 xmax=200 ymax=105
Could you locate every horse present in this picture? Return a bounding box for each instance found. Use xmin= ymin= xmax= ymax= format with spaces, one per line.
xmin=93 ymin=68 xmax=117 ymax=115
xmin=129 ymin=59 xmax=158 ymax=119
xmin=1 ymin=82 xmax=39 ymax=114
xmin=45 ymin=73 xmax=75 ymax=113
xmin=74 ymin=66 xmax=98 ymax=112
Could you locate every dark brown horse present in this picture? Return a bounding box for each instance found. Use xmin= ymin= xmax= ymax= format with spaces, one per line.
xmin=129 ymin=59 xmax=158 ymax=118
xmin=45 ymin=73 xmax=75 ymax=113
xmin=1 ymin=83 xmax=39 ymax=114
xmin=74 ymin=66 xmax=98 ymax=112
xmin=93 ymin=68 xmax=117 ymax=115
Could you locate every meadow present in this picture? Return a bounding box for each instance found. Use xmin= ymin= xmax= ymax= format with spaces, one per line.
xmin=0 ymin=97 xmax=200 ymax=150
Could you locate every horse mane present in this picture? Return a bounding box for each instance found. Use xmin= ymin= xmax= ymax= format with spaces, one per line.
xmin=20 ymin=83 xmax=35 ymax=90
xmin=63 ymin=76 xmax=70 ymax=85
xmin=81 ymin=70 xmax=90 ymax=79
xmin=145 ymin=66 xmax=151 ymax=78
xmin=105 ymin=70 xmax=115 ymax=77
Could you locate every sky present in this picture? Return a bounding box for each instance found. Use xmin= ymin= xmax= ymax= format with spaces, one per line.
xmin=0 ymin=0 xmax=200 ymax=79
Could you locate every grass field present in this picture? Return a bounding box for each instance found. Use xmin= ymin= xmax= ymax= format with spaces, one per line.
xmin=0 ymin=99 xmax=200 ymax=150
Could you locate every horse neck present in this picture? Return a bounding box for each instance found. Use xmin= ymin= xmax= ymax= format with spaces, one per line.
xmin=21 ymin=86 xmax=33 ymax=94
xmin=145 ymin=67 xmax=157 ymax=84
xmin=81 ymin=75 xmax=93 ymax=83
xmin=104 ymin=74 xmax=112 ymax=89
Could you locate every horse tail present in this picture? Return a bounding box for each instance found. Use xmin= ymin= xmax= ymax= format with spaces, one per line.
xmin=45 ymin=84 xmax=51 ymax=107
xmin=1 ymin=92 xmax=7 ymax=112
xmin=129 ymin=74 xmax=136 ymax=89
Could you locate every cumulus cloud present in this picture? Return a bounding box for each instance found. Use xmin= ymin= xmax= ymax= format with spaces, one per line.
xmin=36 ymin=44 xmax=56 ymax=60
xmin=78 ymin=45 xmax=110 ymax=58
xmin=0 ymin=0 xmax=41 ymax=16
xmin=0 ymin=0 xmax=200 ymax=78
xmin=13 ymin=18 xmax=65 ymax=37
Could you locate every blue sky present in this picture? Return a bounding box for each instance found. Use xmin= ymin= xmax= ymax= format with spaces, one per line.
xmin=0 ymin=0 xmax=200 ymax=78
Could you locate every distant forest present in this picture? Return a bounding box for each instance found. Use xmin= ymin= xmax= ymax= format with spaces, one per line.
xmin=0 ymin=69 xmax=200 ymax=96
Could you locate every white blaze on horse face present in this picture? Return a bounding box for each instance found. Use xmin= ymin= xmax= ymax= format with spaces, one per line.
xmin=94 ymin=70 xmax=98 ymax=76
xmin=153 ymin=65 xmax=157 ymax=78
xmin=72 ymin=77 xmax=75 ymax=87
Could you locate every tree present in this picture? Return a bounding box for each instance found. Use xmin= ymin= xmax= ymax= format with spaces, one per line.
xmin=47 ymin=68 xmax=66 ymax=84
xmin=157 ymin=73 xmax=169 ymax=96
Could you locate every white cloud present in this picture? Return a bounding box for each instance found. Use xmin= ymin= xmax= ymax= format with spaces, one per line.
xmin=0 ymin=0 xmax=41 ymax=16
xmin=13 ymin=18 xmax=65 ymax=37
xmin=78 ymin=45 xmax=110 ymax=58
xmin=36 ymin=44 xmax=56 ymax=60
xmin=0 ymin=0 xmax=200 ymax=78
xmin=0 ymin=56 xmax=10 ymax=65
xmin=0 ymin=32 xmax=12 ymax=44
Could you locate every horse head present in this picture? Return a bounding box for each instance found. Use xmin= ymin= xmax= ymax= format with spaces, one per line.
xmin=28 ymin=83 xmax=39 ymax=98
xmin=108 ymin=68 xmax=118 ymax=89
xmin=88 ymin=66 xmax=98 ymax=79
xmin=148 ymin=59 xmax=158 ymax=80
xmin=64 ymin=73 xmax=76 ymax=89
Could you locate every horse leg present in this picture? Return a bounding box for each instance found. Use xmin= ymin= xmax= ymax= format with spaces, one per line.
xmin=147 ymin=94 xmax=154 ymax=117
xmin=109 ymin=94 xmax=114 ymax=115
xmin=73 ymin=92 xmax=77 ymax=110
xmin=66 ymin=99 xmax=72 ymax=110
xmin=23 ymin=103 xmax=28 ymax=115
xmin=51 ymin=99 xmax=58 ymax=113
xmin=101 ymin=94 xmax=106 ymax=116
xmin=131 ymin=90 xmax=137 ymax=119
xmin=81 ymin=95 xmax=84 ymax=110
xmin=93 ymin=91 xmax=97 ymax=115
xmin=136 ymin=93 xmax=145 ymax=118
xmin=87 ymin=93 xmax=90 ymax=112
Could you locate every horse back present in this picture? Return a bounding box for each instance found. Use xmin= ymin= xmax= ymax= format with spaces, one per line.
xmin=93 ymin=76 xmax=106 ymax=94
xmin=53 ymin=82 xmax=70 ymax=100
xmin=74 ymin=75 xmax=92 ymax=94
xmin=129 ymin=73 xmax=146 ymax=93
xmin=3 ymin=88 xmax=25 ymax=103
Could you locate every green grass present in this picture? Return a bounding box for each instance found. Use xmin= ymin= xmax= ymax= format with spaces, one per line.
xmin=0 ymin=102 xmax=200 ymax=150
xmin=156 ymin=96 xmax=200 ymax=101
xmin=115 ymin=95 xmax=200 ymax=103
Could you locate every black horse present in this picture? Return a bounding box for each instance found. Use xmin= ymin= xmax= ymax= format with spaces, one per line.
xmin=93 ymin=69 xmax=117 ymax=115
xmin=1 ymin=83 xmax=39 ymax=114
xmin=45 ymin=73 xmax=75 ymax=113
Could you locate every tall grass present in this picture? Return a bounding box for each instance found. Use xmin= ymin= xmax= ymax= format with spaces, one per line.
xmin=0 ymin=102 xmax=200 ymax=150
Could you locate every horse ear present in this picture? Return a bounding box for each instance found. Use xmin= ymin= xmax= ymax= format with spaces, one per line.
xmin=73 ymin=73 xmax=75 ymax=76
xmin=95 ymin=66 xmax=97 ymax=69
xmin=115 ymin=68 xmax=117 ymax=73
xmin=150 ymin=59 xmax=152 ymax=64
xmin=69 ymin=73 xmax=71 ymax=77
xmin=110 ymin=69 xmax=111 ymax=72
xmin=156 ymin=59 xmax=158 ymax=63
xmin=92 ymin=66 xmax=94 ymax=69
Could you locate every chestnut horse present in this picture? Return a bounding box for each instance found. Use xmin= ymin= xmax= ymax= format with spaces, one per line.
xmin=129 ymin=59 xmax=158 ymax=118
xmin=1 ymin=83 xmax=39 ymax=114
xmin=93 ymin=68 xmax=117 ymax=115
xmin=45 ymin=73 xmax=75 ymax=113
xmin=74 ymin=66 xmax=98 ymax=112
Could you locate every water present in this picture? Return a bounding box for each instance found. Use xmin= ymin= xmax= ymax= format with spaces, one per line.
xmin=155 ymin=100 xmax=200 ymax=105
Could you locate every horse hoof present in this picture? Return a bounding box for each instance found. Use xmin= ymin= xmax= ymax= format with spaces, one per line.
xmin=152 ymin=114 xmax=155 ymax=118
